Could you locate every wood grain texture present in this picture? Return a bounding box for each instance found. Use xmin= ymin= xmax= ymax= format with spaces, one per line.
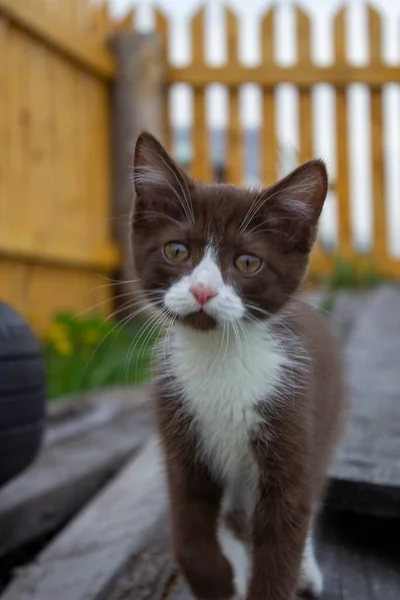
xmin=107 ymin=509 xmax=400 ymax=600
xmin=0 ymin=0 xmax=116 ymax=78
xmin=0 ymin=392 xmax=152 ymax=557
xmin=107 ymin=515 xmax=174 ymax=600
xmin=2 ymin=438 xmax=167 ymax=600
xmin=0 ymin=3 xmax=120 ymax=330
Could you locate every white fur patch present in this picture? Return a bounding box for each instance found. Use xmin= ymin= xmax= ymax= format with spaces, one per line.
xmin=164 ymin=249 xmax=245 ymax=324
xmin=218 ymin=524 xmax=250 ymax=598
xmin=297 ymin=526 xmax=323 ymax=597
xmin=168 ymin=322 xmax=289 ymax=483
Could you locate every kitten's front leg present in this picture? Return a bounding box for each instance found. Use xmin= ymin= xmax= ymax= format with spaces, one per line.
xmin=246 ymin=477 xmax=311 ymax=600
xmin=166 ymin=455 xmax=235 ymax=600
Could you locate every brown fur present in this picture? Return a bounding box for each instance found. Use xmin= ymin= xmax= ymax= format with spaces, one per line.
xmin=131 ymin=132 xmax=346 ymax=600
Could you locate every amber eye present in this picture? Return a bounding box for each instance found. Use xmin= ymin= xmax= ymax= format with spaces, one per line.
xmin=164 ymin=242 xmax=190 ymax=263
xmin=234 ymin=254 xmax=262 ymax=274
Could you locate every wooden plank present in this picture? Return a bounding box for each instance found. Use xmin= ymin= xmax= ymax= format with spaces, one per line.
xmin=25 ymin=39 xmax=53 ymax=247
xmin=190 ymin=8 xmax=211 ymax=182
xmin=0 ymin=228 xmax=119 ymax=270
xmin=165 ymin=64 xmax=400 ymax=87
xmin=368 ymin=6 xmax=387 ymax=259
xmin=226 ymin=8 xmax=242 ymax=186
xmin=107 ymin=515 xmax=174 ymax=600
xmin=334 ymin=7 xmax=352 ymax=258
xmin=317 ymin=510 xmax=400 ymax=600
xmin=297 ymin=7 xmax=313 ymax=164
xmin=0 ymin=0 xmax=115 ymax=79
xmin=0 ymin=17 xmax=9 ymax=230
xmin=260 ymin=8 xmax=277 ymax=186
xmin=155 ymin=10 xmax=172 ymax=153
xmin=2 ymin=438 xmax=166 ymax=600
xmin=330 ymin=286 xmax=400 ymax=518
xmin=0 ymin=390 xmax=153 ymax=557
xmin=73 ymin=508 xmax=400 ymax=600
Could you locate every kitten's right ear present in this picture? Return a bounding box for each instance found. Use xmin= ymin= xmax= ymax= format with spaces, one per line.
xmin=133 ymin=131 xmax=192 ymax=208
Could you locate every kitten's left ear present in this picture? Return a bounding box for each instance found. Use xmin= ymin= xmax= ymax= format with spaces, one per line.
xmin=133 ymin=131 xmax=192 ymax=204
xmin=261 ymin=159 xmax=328 ymax=252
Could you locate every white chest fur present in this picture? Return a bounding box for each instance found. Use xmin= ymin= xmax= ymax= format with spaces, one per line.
xmin=168 ymin=322 xmax=288 ymax=485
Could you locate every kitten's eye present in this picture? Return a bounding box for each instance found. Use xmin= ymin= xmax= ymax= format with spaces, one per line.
xmin=164 ymin=242 xmax=190 ymax=263
xmin=234 ymin=254 xmax=262 ymax=274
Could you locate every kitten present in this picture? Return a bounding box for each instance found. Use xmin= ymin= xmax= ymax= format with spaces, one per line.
xmin=131 ymin=132 xmax=345 ymax=600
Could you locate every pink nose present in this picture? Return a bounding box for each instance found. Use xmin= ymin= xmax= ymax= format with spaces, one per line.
xmin=190 ymin=286 xmax=217 ymax=306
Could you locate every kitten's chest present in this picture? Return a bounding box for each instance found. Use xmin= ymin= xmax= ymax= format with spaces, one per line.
xmin=167 ymin=325 xmax=287 ymax=482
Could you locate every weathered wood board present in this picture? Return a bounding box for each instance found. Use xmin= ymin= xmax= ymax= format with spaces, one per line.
xmin=106 ymin=509 xmax=400 ymax=600
xmin=330 ymin=285 xmax=400 ymax=517
xmin=0 ymin=389 xmax=153 ymax=556
xmin=1 ymin=439 xmax=166 ymax=600
xmin=3 ymin=434 xmax=400 ymax=600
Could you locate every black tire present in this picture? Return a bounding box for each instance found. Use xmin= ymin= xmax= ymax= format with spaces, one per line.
xmin=0 ymin=302 xmax=46 ymax=488
xmin=0 ymin=423 xmax=44 ymax=487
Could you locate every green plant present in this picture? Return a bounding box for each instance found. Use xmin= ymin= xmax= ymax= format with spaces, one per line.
xmin=314 ymin=257 xmax=382 ymax=314
xmin=43 ymin=311 xmax=160 ymax=400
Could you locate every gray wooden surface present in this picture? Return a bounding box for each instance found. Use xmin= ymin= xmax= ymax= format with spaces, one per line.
xmin=3 ymin=424 xmax=400 ymax=600
xmin=330 ymin=285 xmax=400 ymax=517
xmin=1 ymin=439 xmax=166 ymax=600
xmin=0 ymin=390 xmax=153 ymax=557
xmin=105 ymin=508 xmax=400 ymax=600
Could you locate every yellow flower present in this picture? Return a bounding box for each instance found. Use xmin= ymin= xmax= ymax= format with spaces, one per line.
xmin=55 ymin=338 xmax=73 ymax=356
xmin=48 ymin=323 xmax=67 ymax=343
xmin=84 ymin=330 xmax=100 ymax=344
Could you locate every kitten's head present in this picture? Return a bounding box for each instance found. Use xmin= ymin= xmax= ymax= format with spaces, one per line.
xmin=132 ymin=132 xmax=327 ymax=331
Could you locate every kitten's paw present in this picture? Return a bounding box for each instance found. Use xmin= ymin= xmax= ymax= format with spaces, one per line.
xmin=297 ymin=556 xmax=323 ymax=598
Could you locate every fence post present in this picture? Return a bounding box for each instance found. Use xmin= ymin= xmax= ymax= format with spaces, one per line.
xmin=110 ymin=32 xmax=165 ymax=315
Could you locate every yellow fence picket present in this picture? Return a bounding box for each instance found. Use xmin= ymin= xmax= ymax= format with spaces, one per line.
xmin=226 ymin=8 xmax=242 ymax=186
xmin=190 ymin=8 xmax=211 ymax=182
xmin=260 ymin=8 xmax=277 ymax=186
xmin=368 ymin=5 xmax=387 ymax=260
xmin=155 ymin=10 xmax=172 ymax=152
xmin=334 ymin=7 xmax=352 ymax=259
xmin=296 ymin=7 xmax=313 ymax=164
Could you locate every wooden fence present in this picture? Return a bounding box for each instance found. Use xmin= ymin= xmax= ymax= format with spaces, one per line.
xmin=153 ymin=3 xmax=400 ymax=280
xmin=1 ymin=1 xmax=399 ymax=334
xmin=0 ymin=0 xmax=133 ymax=332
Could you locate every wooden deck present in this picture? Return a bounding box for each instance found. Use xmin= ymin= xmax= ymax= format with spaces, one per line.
xmin=108 ymin=510 xmax=400 ymax=600
xmin=2 ymin=439 xmax=400 ymax=600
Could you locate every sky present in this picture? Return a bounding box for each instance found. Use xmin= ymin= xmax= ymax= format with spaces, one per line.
xmin=107 ymin=0 xmax=400 ymax=253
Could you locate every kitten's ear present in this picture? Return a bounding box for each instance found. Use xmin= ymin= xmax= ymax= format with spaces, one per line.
xmin=133 ymin=131 xmax=192 ymax=213
xmin=261 ymin=159 xmax=328 ymax=252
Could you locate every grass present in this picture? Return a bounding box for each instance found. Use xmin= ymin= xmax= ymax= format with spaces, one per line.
xmin=43 ymin=311 xmax=160 ymax=401
xmin=312 ymin=257 xmax=382 ymax=314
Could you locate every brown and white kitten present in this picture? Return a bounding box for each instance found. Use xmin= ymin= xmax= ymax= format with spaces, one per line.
xmin=131 ymin=132 xmax=345 ymax=600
